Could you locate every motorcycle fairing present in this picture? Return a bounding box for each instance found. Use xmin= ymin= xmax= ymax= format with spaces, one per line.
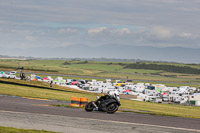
xmin=98 ymin=98 xmax=119 ymax=111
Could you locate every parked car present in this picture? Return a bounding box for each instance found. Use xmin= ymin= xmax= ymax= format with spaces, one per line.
xmin=2 ymin=71 xmax=17 ymax=79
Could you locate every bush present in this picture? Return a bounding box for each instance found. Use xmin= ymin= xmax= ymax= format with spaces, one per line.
xmin=63 ymin=62 xmax=71 ymax=65
xmin=124 ymin=63 xmax=200 ymax=74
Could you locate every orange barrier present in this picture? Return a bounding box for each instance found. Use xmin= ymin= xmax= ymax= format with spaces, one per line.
xmin=70 ymin=97 xmax=81 ymax=107
xmin=70 ymin=97 xmax=88 ymax=107
xmin=79 ymin=98 xmax=88 ymax=107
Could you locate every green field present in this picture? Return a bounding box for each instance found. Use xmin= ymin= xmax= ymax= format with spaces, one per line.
xmin=0 ymin=78 xmax=200 ymax=119
xmin=1 ymin=59 xmax=200 ymax=86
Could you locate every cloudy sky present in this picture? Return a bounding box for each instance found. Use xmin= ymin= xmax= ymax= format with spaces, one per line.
xmin=0 ymin=0 xmax=200 ymax=49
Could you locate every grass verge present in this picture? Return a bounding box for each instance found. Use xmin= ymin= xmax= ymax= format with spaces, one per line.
xmin=0 ymin=78 xmax=99 ymax=101
xmin=0 ymin=126 xmax=59 ymax=133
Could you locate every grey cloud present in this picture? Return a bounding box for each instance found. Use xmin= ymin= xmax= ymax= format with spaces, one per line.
xmin=0 ymin=0 xmax=200 ymax=49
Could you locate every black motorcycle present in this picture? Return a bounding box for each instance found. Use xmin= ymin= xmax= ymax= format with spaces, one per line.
xmin=85 ymin=94 xmax=120 ymax=114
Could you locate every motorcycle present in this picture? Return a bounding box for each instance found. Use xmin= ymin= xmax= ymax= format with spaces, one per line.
xmin=85 ymin=93 xmax=120 ymax=114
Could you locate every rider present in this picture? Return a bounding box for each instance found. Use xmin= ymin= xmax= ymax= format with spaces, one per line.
xmin=98 ymin=90 xmax=120 ymax=101
xmin=93 ymin=90 xmax=120 ymax=111
xmin=107 ymin=90 xmax=120 ymax=101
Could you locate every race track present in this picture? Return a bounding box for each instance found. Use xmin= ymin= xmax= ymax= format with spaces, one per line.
xmin=0 ymin=95 xmax=200 ymax=133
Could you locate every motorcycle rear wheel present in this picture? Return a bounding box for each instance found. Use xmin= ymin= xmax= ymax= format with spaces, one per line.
xmin=85 ymin=102 xmax=94 ymax=112
xmin=106 ymin=103 xmax=118 ymax=114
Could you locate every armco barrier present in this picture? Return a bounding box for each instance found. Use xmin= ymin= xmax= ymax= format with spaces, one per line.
xmin=70 ymin=97 xmax=88 ymax=107
xmin=70 ymin=97 xmax=81 ymax=107
xmin=80 ymin=98 xmax=88 ymax=107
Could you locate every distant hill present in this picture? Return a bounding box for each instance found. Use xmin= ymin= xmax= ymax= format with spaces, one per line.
xmin=0 ymin=45 xmax=200 ymax=63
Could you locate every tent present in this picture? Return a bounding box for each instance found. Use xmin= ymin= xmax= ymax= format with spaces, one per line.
xmin=32 ymin=78 xmax=37 ymax=81
xmin=71 ymin=81 xmax=79 ymax=86
xmin=60 ymin=80 xmax=65 ymax=82
xmin=156 ymin=89 xmax=161 ymax=93
xmin=124 ymin=90 xmax=131 ymax=92
xmin=42 ymin=77 xmax=49 ymax=80
xmin=124 ymin=90 xmax=131 ymax=95
xmin=35 ymin=76 xmax=41 ymax=79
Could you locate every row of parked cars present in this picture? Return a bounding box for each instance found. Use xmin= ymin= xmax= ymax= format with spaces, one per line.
xmin=0 ymin=71 xmax=17 ymax=79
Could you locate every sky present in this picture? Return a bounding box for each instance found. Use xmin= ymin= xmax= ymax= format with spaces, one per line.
xmin=0 ymin=0 xmax=200 ymax=49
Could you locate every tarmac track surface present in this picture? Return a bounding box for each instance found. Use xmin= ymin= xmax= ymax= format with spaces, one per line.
xmin=0 ymin=95 xmax=200 ymax=133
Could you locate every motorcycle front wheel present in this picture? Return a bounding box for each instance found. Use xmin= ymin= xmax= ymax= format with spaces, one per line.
xmin=106 ymin=103 xmax=118 ymax=114
xmin=85 ymin=102 xmax=95 ymax=112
